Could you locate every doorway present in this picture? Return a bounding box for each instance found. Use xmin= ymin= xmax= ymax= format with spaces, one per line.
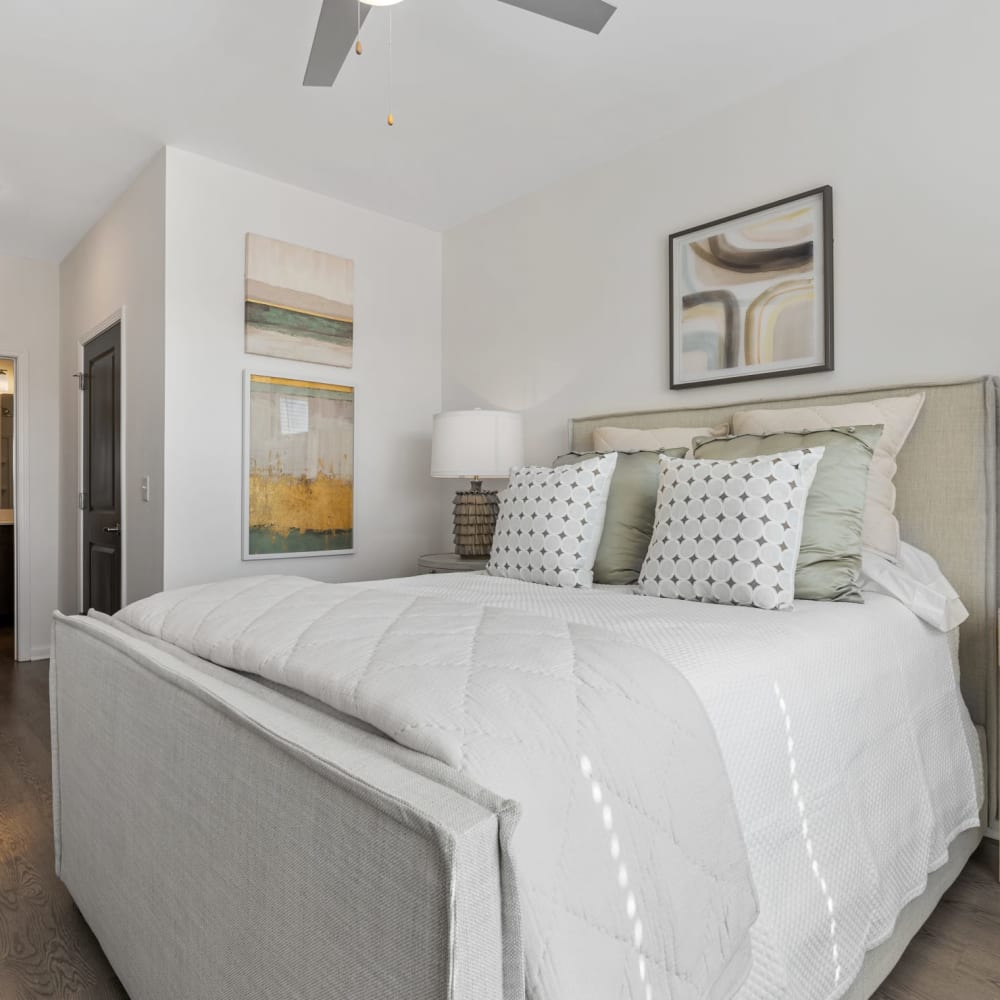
xmin=0 ymin=359 xmax=15 ymax=656
xmin=81 ymin=323 xmax=122 ymax=615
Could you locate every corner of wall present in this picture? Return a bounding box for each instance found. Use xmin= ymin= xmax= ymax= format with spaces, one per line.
xmin=58 ymin=149 xmax=168 ymax=613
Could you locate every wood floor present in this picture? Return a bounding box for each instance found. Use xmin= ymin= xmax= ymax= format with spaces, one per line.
xmin=0 ymin=632 xmax=127 ymax=999
xmin=0 ymin=634 xmax=998 ymax=1000
xmin=871 ymin=838 xmax=1000 ymax=1000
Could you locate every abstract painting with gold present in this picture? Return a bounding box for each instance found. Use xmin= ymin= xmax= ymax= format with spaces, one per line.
xmin=244 ymin=374 xmax=354 ymax=559
xmin=669 ymin=186 xmax=833 ymax=389
xmin=245 ymin=234 xmax=354 ymax=368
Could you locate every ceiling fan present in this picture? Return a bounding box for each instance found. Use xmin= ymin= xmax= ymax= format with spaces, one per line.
xmin=303 ymin=0 xmax=618 ymax=89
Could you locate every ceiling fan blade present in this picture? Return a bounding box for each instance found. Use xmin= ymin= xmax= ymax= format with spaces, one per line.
xmin=303 ymin=0 xmax=369 ymax=87
xmin=496 ymin=0 xmax=617 ymax=34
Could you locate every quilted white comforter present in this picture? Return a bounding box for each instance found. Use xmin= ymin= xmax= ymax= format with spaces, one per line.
xmin=117 ymin=574 xmax=759 ymax=1000
xmin=117 ymin=571 xmax=982 ymax=1000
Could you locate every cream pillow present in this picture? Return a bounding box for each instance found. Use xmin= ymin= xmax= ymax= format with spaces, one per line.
xmin=593 ymin=423 xmax=728 ymax=453
xmin=732 ymin=393 xmax=925 ymax=561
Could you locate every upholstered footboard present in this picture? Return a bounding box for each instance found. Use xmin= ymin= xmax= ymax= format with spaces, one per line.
xmin=50 ymin=612 xmax=516 ymax=1000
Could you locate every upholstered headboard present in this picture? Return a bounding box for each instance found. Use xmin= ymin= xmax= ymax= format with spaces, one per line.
xmin=571 ymin=377 xmax=1000 ymax=829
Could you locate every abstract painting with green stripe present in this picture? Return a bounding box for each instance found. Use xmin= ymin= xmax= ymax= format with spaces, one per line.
xmin=245 ymin=233 xmax=354 ymax=368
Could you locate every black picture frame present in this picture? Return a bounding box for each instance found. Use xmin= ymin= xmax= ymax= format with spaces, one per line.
xmin=668 ymin=185 xmax=834 ymax=390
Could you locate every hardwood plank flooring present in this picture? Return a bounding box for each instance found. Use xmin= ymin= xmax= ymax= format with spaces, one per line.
xmin=0 ymin=630 xmax=127 ymax=999
xmin=0 ymin=628 xmax=998 ymax=999
xmin=872 ymin=838 xmax=1000 ymax=1000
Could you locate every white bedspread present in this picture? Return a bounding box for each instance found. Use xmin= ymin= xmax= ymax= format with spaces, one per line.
xmin=394 ymin=575 xmax=983 ymax=1000
xmin=117 ymin=572 xmax=982 ymax=1000
xmin=117 ymin=575 xmax=758 ymax=1000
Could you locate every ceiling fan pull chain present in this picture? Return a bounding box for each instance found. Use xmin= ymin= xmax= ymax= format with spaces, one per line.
xmin=355 ymin=0 xmax=362 ymax=55
xmin=387 ymin=8 xmax=394 ymax=126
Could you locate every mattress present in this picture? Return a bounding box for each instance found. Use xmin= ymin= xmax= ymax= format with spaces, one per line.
xmin=111 ymin=573 xmax=983 ymax=1000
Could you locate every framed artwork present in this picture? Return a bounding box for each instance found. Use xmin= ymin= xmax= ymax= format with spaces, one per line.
xmin=243 ymin=373 xmax=355 ymax=559
xmin=245 ymin=234 xmax=354 ymax=368
xmin=669 ymin=186 xmax=833 ymax=389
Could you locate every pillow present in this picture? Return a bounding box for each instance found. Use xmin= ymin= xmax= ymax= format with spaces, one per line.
xmin=860 ymin=542 xmax=969 ymax=632
xmin=593 ymin=423 xmax=728 ymax=454
xmin=554 ymin=449 xmax=688 ymax=585
xmin=487 ymin=453 xmax=618 ymax=589
xmin=692 ymin=426 xmax=882 ymax=602
xmin=637 ymin=449 xmax=824 ymax=611
xmin=732 ymin=394 xmax=925 ymax=562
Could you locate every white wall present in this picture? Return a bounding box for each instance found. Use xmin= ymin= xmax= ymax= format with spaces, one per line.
xmin=162 ymin=149 xmax=442 ymax=588
xmin=443 ymin=9 xmax=1000 ymax=467
xmin=59 ymin=152 xmax=166 ymax=611
xmin=0 ymin=254 xmax=60 ymax=658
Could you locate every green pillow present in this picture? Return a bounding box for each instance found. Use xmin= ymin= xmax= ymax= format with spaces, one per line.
xmin=691 ymin=426 xmax=882 ymax=602
xmin=554 ymin=449 xmax=688 ymax=585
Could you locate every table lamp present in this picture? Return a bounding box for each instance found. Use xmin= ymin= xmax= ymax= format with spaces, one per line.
xmin=431 ymin=409 xmax=524 ymax=557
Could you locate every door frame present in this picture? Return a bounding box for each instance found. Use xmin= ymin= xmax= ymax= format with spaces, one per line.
xmin=77 ymin=309 xmax=127 ymax=613
xmin=0 ymin=349 xmax=32 ymax=661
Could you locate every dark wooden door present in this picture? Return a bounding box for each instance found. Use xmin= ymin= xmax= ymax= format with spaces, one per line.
xmin=82 ymin=324 xmax=122 ymax=614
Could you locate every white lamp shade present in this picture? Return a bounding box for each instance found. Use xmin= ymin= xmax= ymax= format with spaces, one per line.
xmin=431 ymin=410 xmax=524 ymax=479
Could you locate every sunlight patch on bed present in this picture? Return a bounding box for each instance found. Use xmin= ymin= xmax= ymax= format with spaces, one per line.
xmin=773 ymin=681 xmax=842 ymax=987
xmin=580 ymin=753 xmax=654 ymax=1000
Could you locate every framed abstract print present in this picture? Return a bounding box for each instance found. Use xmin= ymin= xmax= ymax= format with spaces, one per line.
xmin=669 ymin=186 xmax=833 ymax=389
xmin=245 ymin=234 xmax=354 ymax=369
xmin=243 ymin=373 xmax=355 ymax=559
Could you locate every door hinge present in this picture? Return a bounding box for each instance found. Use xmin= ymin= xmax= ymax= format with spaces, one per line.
xmin=73 ymin=372 xmax=87 ymax=390
xmin=78 ymin=491 xmax=86 ymax=510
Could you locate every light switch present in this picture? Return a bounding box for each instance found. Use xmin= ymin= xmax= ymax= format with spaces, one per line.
xmin=141 ymin=475 xmax=150 ymax=502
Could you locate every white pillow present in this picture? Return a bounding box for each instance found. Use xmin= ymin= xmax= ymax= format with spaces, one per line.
xmin=487 ymin=453 xmax=618 ymax=589
xmin=860 ymin=543 xmax=968 ymax=632
xmin=593 ymin=423 xmax=727 ymax=453
xmin=637 ymin=449 xmax=823 ymax=611
xmin=732 ymin=393 xmax=924 ymax=562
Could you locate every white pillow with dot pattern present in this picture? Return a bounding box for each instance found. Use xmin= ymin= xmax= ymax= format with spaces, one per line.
xmin=487 ymin=453 xmax=618 ymax=589
xmin=638 ymin=449 xmax=823 ymax=611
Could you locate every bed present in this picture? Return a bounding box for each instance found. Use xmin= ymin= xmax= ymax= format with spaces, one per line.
xmin=50 ymin=377 xmax=998 ymax=1000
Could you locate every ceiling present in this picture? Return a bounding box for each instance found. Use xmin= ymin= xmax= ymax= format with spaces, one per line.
xmin=1 ymin=0 xmax=948 ymax=260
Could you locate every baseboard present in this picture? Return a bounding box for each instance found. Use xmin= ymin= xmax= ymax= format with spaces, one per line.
xmin=29 ymin=644 xmax=51 ymax=662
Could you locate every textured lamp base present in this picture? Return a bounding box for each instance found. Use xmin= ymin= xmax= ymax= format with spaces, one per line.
xmin=452 ymin=481 xmax=499 ymax=558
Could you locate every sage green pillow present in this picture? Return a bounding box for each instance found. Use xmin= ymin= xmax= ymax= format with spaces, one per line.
xmin=554 ymin=449 xmax=688 ymax=585
xmin=691 ymin=426 xmax=882 ymax=602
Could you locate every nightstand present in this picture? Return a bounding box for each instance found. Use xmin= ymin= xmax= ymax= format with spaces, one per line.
xmin=418 ymin=552 xmax=489 ymax=574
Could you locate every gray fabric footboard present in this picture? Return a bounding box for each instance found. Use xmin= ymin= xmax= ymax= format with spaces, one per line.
xmin=50 ymin=612 xmax=519 ymax=1000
